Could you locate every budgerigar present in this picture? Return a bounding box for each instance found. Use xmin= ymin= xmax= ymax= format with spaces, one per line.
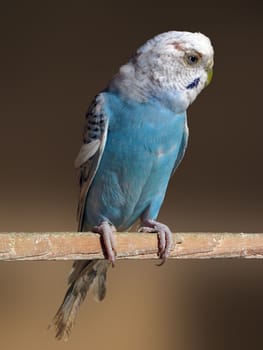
xmin=52 ymin=30 xmax=214 ymax=340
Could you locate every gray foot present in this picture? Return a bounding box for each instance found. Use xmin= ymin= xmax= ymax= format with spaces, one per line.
xmin=93 ymin=221 xmax=117 ymax=264
xmin=139 ymin=219 xmax=174 ymax=264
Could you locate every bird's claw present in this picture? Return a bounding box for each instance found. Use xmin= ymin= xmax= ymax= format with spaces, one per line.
xmin=139 ymin=219 xmax=174 ymax=264
xmin=93 ymin=221 xmax=117 ymax=265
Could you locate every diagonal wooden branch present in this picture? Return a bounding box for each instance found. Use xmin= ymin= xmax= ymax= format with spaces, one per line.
xmin=0 ymin=232 xmax=263 ymax=261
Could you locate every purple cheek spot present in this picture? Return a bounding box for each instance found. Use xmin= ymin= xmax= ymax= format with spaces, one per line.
xmin=186 ymin=77 xmax=200 ymax=89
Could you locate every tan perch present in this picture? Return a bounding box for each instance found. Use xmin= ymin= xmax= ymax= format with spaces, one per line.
xmin=0 ymin=232 xmax=263 ymax=260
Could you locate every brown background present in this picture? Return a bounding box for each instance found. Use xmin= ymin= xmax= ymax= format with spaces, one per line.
xmin=0 ymin=2 xmax=262 ymax=349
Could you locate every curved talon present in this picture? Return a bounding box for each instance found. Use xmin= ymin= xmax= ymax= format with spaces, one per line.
xmin=156 ymin=258 xmax=166 ymax=267
xmin=157 ymin=230 xmax=166 ymax=257
xmin=93 ymin=221 xmax=117 ymax=265
xmin=139 ymin=219 xmax=173 ymax=263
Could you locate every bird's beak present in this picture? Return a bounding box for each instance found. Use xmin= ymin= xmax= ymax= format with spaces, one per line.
xmin=205 ymin=59 xmax=214 ymax=87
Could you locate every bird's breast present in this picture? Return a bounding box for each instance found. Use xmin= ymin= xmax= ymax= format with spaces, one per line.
xmin=106 ymin=93 xmax=186 ymax=157
xmin=84 ymin=93 xmax=187 ymax=229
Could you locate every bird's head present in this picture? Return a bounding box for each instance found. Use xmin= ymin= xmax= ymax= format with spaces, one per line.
xmin=110 ymin=31 xmax=214 ymax=112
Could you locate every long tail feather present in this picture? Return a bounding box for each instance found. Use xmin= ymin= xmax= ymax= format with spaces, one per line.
xmin=51 ymin=260 xmax=109 ymax=340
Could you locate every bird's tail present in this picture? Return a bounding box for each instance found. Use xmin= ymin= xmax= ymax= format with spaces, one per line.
xmin=51 ymin=259 xmax=109 ymax=341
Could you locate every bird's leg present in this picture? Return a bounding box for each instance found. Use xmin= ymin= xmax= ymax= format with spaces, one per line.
xmin=139 ymin=219 xmax=181 ymax=264
xmin=93 ymin=221 xmax=117 ymax=264
xmin=139 ymin=219 xmax=172 ymax=263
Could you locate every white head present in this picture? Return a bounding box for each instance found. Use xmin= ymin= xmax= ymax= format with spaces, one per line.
xmin=109 ymin=31 xmax=214 ymax=112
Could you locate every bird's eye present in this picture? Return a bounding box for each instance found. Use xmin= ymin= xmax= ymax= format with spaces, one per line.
xmin=185 ymin=53 xmax=200 ymax=66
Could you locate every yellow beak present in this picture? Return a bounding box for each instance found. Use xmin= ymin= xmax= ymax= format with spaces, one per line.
xmin=206 ymin=67 xmax=213 ymax=86
xmin=205 ymin=58 xmax=214 ymax=87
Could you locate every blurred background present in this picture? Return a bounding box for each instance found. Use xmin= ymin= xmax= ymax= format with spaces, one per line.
xmin=0 ymin=1 xmax=262 ymax=349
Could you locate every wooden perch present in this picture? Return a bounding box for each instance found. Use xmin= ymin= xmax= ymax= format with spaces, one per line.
xmin=0 ymin=232 xmax=263 ymax=261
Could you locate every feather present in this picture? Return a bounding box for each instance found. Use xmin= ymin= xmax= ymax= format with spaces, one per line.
xmin=51 ymin=260 xmax=109 ymax=341
xmin=75 ymin=94 xmax=109 ymax=231
xmin=74 ymin=140 xmax=100 ymax=168
xmin=91 ymin=261 xmax=109 ymax=302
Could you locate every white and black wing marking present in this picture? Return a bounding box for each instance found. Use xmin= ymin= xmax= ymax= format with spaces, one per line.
xmin=75 ymin=93 xmax=109 ymax=231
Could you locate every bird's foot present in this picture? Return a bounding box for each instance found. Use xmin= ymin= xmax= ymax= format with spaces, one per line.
xmin=139 ymin=219 xmax=180 ymax=265
xmin=93 ymin=221 xmax=117 ymax=265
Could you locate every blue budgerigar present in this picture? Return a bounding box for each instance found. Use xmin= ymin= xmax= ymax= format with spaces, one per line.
xmin=52 ymin=31 xmax=214 ymax=339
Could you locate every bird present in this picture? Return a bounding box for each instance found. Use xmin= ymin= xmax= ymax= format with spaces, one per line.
xmin=51 ymin=30 xmax=214 ymax=340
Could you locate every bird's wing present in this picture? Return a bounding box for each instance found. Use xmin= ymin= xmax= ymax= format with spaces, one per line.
xmin=74 ymin=93 xmax=109 ymax=231
xmin=171 ymin=120 xmax=189 ymax=176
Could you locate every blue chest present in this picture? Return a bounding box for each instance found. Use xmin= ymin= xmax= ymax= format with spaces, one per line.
xmin=104 ymin=92 xmax=186 ymax=163
xmin=84 ymin=92 xmax=187 ymax=229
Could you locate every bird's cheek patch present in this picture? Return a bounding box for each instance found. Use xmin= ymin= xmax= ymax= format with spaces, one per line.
xmin=186 ymin=77 xmax=200 ymax=90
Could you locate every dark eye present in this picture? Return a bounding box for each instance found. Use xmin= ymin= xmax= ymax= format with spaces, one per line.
xmin=185 ymin=53 xmax=200 ymax=66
